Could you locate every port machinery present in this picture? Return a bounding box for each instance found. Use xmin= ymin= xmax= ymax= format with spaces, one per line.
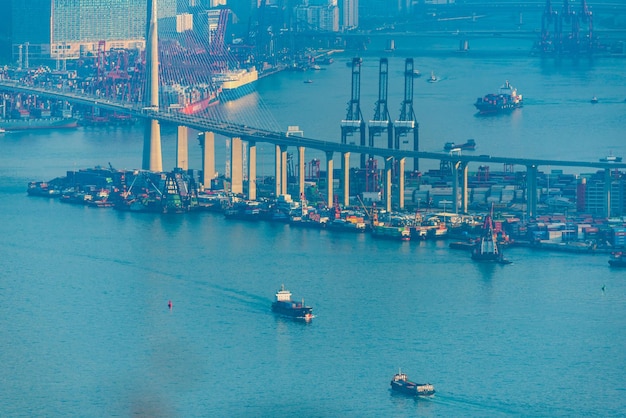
xmin=368 ymin=58 xmax=393 ymax=159
xmin=340 ymin=57 xmax=366 ymax=167
xmin=394 ymin=58 xmax=419 ymax=172
xmin=537 ymin=0 xmax=596 ymax=55
xmin=341 ymin=57 xmax=419 ymax=171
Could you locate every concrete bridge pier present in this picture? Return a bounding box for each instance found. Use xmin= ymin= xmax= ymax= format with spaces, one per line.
xmin=604 ymin=168 xmax=612 ymax=218
xmin=526 ymin=164 xmax=538 ymax=219
xmin=248 ymin=141 xmax=257 ymax=200
xmin=342 ymin=152 xmax=350 ymax=207
xmin=143 ymin=120 xmax=163 ymax=172
xmin=176 ymin=126 xmax=188 ymax=170
xmin=384 ymin=156 xmax=393 ymax=212
xmin=200 ymin=131 xmax=215 ymax=190
xmin=281 ymin=146 xmax=288 ymax=196
xmin=461 ymin=162 xmax=469 ymax=214
xmin=398 ymin=157 xmax=405 ymax=210
xmin=452 ymin=161 xmax=469 ymax=214
xmin=298 ymin=146 xmax=305 ymax=201
xmin=142 ymin=0 xmax=162 ymax=172
xmin=326 ymin=151 xmax=334 ymax=207
xmin=274 ymin=145 xmax=281 ymax=197
xmin=230 ymin=137 xmax=243 ymax=195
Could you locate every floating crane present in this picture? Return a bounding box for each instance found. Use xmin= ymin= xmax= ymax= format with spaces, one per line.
xmin=340 ymin=57 xmax=366 ymax=167
xmin=394 ymin=58 xmax=419 ymax=172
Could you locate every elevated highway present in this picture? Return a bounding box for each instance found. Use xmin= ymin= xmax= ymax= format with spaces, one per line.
xmin=0 ymin=80 xmax=623 ymax=218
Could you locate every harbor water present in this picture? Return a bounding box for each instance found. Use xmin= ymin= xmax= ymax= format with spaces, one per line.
xmin=1 ymin=41 xmax=626 ymax=416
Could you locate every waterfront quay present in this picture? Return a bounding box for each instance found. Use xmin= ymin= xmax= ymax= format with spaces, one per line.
xmin=26 ymin=164 xmax=626 ymax=254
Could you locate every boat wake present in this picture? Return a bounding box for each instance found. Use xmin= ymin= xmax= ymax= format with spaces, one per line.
xmin=428 ymin=393 xmax=525 ymax=415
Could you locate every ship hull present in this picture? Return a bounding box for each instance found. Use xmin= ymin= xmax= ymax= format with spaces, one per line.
xmin=475 ymin=102 xmax=522 ymax=114
xmin=371 ymin=225 xmax=410 ymax=241
xmin=216 ymin=68 xmax=259 ymax=101
xmin=271 ymin=302 xmax=313 ymax=320
xmin=179 ymin=93 xmax=219 ymax=115
xmin=390 ymin=380 xmax=435 ymax=396
xmin=0 ymin=117 xmax=78 ymax=131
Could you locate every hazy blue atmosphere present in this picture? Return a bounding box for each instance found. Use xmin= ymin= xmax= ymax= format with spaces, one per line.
xmin=2 ymin=32 xmax=626 ymax=415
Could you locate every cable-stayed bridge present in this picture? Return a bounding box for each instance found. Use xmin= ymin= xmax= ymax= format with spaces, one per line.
xmin=1 ymin=1 xmax=624 ymax=218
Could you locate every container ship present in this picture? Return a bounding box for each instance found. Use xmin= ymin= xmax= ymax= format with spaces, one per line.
xmin=474 ymin=81 xmax=522 ymax=114
xmin=213 ymin=67 xmax=258 ymax=101
xmin=161 ymin=84 xmax=220 ymax=115
xmin=271 ymin=285 xmax=313 ymax=321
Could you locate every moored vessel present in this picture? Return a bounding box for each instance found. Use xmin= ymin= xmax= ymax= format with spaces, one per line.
xmin=271 ymin=285 xmax=313 ymax=321
xmin=474 ymin=80 xmax=522 ymax=114
xmin=0 ymin=116 xmax=78 ymax=131
xmin=472 ymin=207 xmax=509 ymax=263
xmin=213 ymin=67 xmax=258 ymax=101
xmin=608 ymin=252 xmax=626 ymax=267
xmin=390 ymin=370 xmax=435 ymax=397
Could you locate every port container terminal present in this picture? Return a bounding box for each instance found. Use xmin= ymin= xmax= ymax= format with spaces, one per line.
xmin=3 ymin=0 xmax=625 ymax=220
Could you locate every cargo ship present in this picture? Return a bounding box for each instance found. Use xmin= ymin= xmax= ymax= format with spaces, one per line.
xmin=371 ymin=223 xmax=411 ymax=241
xmin=474 ymin=81 xmax=522 ymax=114
xmin=161 ymin=84 xmax=220 ymax=115
xmin=271 ymin=285 xmax=313 ymax=321
xmin=370 ymin=209 xmax=410 ymax=241
xmin=213 ymin=67 xmax=258 ymax=101
xmin=390 ymin=371 xmax=435 ymax=397
xmin=0 ymin=116 xmax=78 ymax=131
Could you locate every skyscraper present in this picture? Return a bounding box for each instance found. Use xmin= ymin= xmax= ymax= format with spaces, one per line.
xmin=10 ymin=0 xmax=176 ymax=63
xmin=340 ymin=0 xmax=358 ymax=30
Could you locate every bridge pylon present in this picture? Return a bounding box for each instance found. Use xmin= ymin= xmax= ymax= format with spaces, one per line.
xmin=142 ymin=0 xmax=163 ymax=172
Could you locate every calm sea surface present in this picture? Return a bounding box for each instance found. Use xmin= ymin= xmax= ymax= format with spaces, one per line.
xmin=1 ymin=39 xmax=625 ymax=417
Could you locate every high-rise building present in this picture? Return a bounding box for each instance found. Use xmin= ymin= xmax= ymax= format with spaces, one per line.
xmin=339 ymin=0 xmax=358 ymax=30
xmin=10 ymin=0 xmax=176 ymax=63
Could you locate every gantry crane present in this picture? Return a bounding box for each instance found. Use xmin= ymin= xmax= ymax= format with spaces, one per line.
xmin=368 ymin=58 xmax=393 ymax=151
xmin=340 ymin=57 xmax=366 ymax=168
xmin=394 ymin=58 xmax=419 ymax=172
xmin=538 ymin=0 xmax=595 ymax=55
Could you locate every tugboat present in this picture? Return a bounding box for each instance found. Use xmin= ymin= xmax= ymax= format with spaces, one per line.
xmin=608 ymin=252 xmax=626 ymax=268
xmin=471 ymin=206 xmax=510 ymax=264
xmin=271 ymin=285 xmax=313 ymax=321
xmin=474 ymin=80 xmax=523 ymax=114
xmin=390 ymin=370 xmax=435 ymax=397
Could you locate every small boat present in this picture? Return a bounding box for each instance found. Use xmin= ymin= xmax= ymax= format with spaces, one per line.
xmin=608 ymin=252 xmax=626 ymax=268
xmin=427 ymin=71 xmax=438 ymax=83
xmin=590 ymin=96 xmax=598 ymax=104
xmin=444 ymin=139 xmax=476 ymax=151
xmin=390 ymin=370 xmax=435 ymax=397
xmin=600 ymin=153 xmax=622 ymax=163
xmin=271 ymin=285 xmax=313 ymax=321
xmin=304 ymin=79 xmax=313 ymax=84
xmin=412 ymin=69 xmax=422 ymax=78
